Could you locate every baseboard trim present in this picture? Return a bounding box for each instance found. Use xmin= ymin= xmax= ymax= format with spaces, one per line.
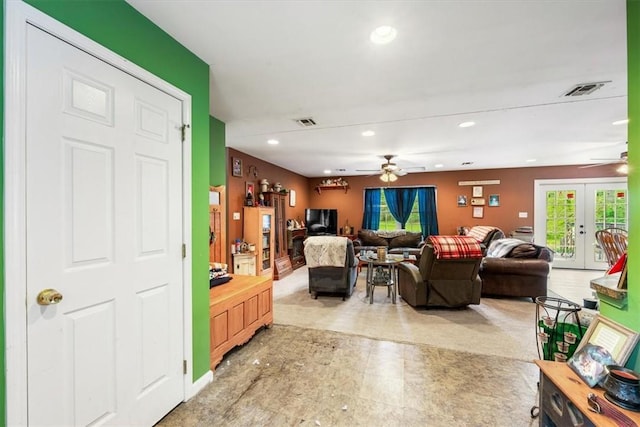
xmin=186 ymin=370 xmax=213 ymax=401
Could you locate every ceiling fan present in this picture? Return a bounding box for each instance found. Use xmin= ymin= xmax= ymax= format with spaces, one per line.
xmin=356 ymin=154 xmax=424 ymax=182
xmin=580 ymin=147 xmax=628 ymax=171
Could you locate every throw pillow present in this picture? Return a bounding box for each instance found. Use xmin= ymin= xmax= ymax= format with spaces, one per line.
xmin=357 ymin=229 xmax=388 ymax=247
xmin=509 ymin=244 xmax=539 ymax=258
xmin=389 ymin=232 xmax=422 ymax=249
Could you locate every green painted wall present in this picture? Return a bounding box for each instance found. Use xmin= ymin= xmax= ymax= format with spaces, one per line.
xmin=1 ymin=0 xmax=5 ymax=422
xmin=210 ymin=116 xmax=227 ymax=185
xmin=606 ymin=0 xmax=640 ymax=370
xmin=18 ymin=0 xmax=211 ymax=384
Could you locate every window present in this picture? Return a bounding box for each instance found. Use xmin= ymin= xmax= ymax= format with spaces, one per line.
xmin=379 ymin=190 xmax=421 ymax=232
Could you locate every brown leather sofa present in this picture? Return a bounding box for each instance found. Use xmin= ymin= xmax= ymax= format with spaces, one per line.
xmin=397 ymin=241 xmax=482 ymax=308
xmin=479 ymin=240 xmax=553 ymax=301
xmin=353 ymin=229 xmax=424 ymax=259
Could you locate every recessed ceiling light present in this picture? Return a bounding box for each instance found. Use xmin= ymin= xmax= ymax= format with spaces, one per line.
xmin=526 ymin=158 xmax=537 ymax=163
xmin=370 ymin=26 xmax=397 ymax=44
xmin=612 ymin=119 xmax=629 ymax=126
xmin=323 ymin=169 xmax=332 ymax=175
xmin=362 ymin=130 xmax=375 ymax=137
xmin=458 ymin=121 xmax=475 ymax=128
xmin=434 ymin=164 xmax=444 ymax=168
xmin=267 ymin=139 xmax=279 ymax=145
xmin=617 ymin=164 xmax=629 ymax=174
xmin=461 ymin=161 xmax=473 ymax=166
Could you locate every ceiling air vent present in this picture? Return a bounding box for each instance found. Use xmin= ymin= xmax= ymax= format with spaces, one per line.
xmin=563 ymin=81 xmax=610 ymax=97
xmin=294 ymin=117 xmax=317 ymax=127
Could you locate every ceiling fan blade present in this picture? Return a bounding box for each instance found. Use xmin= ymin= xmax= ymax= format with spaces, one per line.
xmin=578 ymin=161 xmax=622 ymax=169
xmin=395 ymin=169 xmax=408 ymax=176
xmin=356 ymin=168 xmax=381 ymax=172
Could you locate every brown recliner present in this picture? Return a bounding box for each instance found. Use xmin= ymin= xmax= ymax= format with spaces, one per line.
xmin=304 ymin=237 xmax=358 ymax=300
xmin=397 ymin=242 xmax=482 ymax=308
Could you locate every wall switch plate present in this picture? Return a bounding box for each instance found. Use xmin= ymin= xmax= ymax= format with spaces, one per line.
xmin=233 ymin=212 xmax=240 ymax=220
xmin=519 ymin=212 xmax=528 ymax=218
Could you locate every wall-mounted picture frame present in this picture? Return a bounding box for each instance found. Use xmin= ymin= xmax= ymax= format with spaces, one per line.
xmin=472 ymin=186 xmax=483 ymax=197
xmin=232 ymin=157 xmax=243 ymax=177
xmin=575 ymin=314 xmax=640 ymax=366
xmin=289 ymin=189 xmax=296 ymax=207
xmin=245 ymin=181 xmax=255 ymax=198
xmin=457 ymin=195 xmax=468 ymax=207
xmin=472 ymin=206 xmax=484 ymax=218
xmin=489 ymin=194 xmax=500 ymax=207
xmin=471 ymin=198 xmax=485 ymax=206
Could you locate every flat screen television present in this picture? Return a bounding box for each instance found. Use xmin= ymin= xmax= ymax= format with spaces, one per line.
xmin=305 ymin=208 xmax=338 ymax=236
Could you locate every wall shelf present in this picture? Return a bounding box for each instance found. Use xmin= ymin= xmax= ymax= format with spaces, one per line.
xmin=590 ymin=274 xmax=627 ymax=309
xmin=315 ymin=184 xmax=349 ymax=194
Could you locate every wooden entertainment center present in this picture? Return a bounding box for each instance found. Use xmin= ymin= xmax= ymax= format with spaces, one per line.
xmin=209 ymin=274 xmax=273 ymax=370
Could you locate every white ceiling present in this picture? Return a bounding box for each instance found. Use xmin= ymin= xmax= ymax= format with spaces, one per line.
xmin=126 ymin=0 xmax=628 ymax=178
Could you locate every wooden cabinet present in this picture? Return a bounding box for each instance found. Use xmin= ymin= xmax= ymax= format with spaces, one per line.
xmin=263 ymin=191 xmax=292 ymax=280
xmin=243 ymin=206 xmax=275 ymax=277
xmin=209 ymin=274 xmax=273 ymax=370
xmin=233 ymin=253 xmax=256 ymax=275
xmin=535 ymin=360 xmax=640 ymax=427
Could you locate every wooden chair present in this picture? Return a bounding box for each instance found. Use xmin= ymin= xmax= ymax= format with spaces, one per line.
xmin=595 ymin=229 xmax=626 ymax=267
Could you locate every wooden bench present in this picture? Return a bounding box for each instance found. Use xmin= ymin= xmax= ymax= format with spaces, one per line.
xmin=209 ymin=274 xmax=273 ymax=370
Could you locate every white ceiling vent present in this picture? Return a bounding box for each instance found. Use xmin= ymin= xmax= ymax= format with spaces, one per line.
xmin=294 ymin=117 xmax=317 ymax=127
xmin=563 ymin=81 xmax=610 ymax=97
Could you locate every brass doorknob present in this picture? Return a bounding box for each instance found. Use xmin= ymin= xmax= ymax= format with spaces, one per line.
xmin=37 ymin=289 xmax=63 ymax=305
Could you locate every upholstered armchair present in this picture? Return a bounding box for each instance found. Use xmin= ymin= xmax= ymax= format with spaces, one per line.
xmin=303 ymin=236 xmax=358 ymax=300
xmin=397 ymin=236 xmax=483 ymax=308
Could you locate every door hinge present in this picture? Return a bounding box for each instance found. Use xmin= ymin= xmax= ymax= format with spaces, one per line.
xmin=182 ymin=243 xmax=186 ymax=259
xmin=183 ymin=360 xmax=187 ymax=375
xmin=180 ymin=124 xmax=191 ymax=142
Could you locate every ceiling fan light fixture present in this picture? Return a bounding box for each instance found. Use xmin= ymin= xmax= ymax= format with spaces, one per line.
xmin=617 ymin=164 xmax=629 ymax=174
xmin=380 ymin=171 xmax=397 ymax=182
xmin=370 ymin=26 xmax=397 ymax=44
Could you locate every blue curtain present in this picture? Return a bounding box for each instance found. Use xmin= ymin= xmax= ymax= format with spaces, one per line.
xmin=362 ymin=188 xmax=381 ymax=230
xmin=418 ymin=187 xmax=439 ymax=237
xmin=383 ymin=188 xmax=417 ymax=229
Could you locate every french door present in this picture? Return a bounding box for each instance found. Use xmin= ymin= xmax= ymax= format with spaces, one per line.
xmin=534 ymin=179 xmax=627 ymax=270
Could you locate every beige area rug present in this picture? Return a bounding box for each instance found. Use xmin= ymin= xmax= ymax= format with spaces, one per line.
xmin=274 ymin=267 xmax=541 ymax=362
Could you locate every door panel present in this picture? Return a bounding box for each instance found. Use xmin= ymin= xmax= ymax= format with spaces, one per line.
xmin=535 ymin=180 xmax=627 ymax=270
xmin=26 ymin=24 xmax=183 ymax=426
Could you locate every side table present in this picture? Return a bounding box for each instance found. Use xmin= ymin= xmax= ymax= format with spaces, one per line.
xmin=360 ymin=255 xmax=413 ymax=304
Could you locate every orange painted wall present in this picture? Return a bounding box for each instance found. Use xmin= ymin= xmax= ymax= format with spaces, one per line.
xmin=225 ymin=147 xmax=623 ymax=264
xmin=307 ymin=164 xmax=624 ymax=236
xmin=225 ymin=148 xmax=309 ymax=265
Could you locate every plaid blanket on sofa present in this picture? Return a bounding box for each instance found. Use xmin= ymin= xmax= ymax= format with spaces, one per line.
xmin=428 ymin=235 xmax=483 ymax=259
